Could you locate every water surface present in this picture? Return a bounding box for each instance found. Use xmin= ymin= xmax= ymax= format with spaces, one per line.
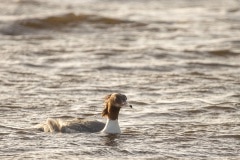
xmin=0 ymin=0 xmax=240 ymax=159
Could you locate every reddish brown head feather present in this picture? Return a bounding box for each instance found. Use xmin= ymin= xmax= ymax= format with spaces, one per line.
xmin=101 ymin=94 xmax=112 ymax=117
xmin=101 ymin=93 xmax=128 ymax=120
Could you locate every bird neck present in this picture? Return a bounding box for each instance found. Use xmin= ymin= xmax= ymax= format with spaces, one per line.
xmin=101 ymin=119 xmax=121 ymax=134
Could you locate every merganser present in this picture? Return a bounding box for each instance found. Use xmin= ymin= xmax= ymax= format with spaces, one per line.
xmin=37 ymin=93 xmax=132 ymax=134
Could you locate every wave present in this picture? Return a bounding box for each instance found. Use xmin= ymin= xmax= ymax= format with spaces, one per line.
xmin=187 ymin=62 xmax=240 ymax=68
xmin=209 ymin=134 xmax=240 ymax=140
xmin=207 ymin=49 xmax=239 ymax=57
xmin=186 ymin=49 xmax=239 ymax=57
xmin=2 ymin=12 xmax=144 ymax=35
xmin=19 ymin=13 xmax=133 ymax=28
xmin=204 ymin=105 xmax=237 ymax=112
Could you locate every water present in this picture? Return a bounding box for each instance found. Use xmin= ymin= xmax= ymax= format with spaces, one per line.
xmin=0 ymin=0 xmax=240 ymax=159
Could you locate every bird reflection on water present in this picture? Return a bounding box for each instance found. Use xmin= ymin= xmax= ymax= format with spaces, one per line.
xmin=102 ymin=134 xmax=120 ymax=147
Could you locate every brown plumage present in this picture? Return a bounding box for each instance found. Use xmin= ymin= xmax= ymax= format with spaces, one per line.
xmin=101 ymin=93 xmax=128 ymax=120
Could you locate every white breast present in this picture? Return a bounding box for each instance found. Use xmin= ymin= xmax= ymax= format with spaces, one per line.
xmin=101 ymin=119 xmax=121 ymax=134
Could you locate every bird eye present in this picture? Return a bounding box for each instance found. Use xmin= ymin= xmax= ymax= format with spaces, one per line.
xmin=115 ymin=97 xmax=121 ymax=103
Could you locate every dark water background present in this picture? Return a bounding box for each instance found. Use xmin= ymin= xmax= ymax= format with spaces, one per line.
xmin=0 ymin=0 xmax=240 ymax=159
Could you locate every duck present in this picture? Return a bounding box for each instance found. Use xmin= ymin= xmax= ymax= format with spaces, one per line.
xmin=36 ymin=93 xmax=132 ymax=134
